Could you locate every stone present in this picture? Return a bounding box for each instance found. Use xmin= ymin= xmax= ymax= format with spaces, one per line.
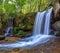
xmin=5 ymin=37 xmax=20 ymax=42
xmin=0 ymin=35 xmax=5 ymax=40
xmin=52 ymin=21 xmax=60 ymax=31
xmin=53 ymin=0 xmax=60 ymax=18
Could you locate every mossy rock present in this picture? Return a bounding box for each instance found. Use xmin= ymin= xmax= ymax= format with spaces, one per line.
xmin=14 ymin=12 xmax=37 ymax=30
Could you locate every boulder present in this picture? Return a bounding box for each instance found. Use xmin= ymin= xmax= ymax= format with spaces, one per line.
xmin=0 ymin=35 xmax=5 ymax=40
xmin=52 ymin=21 xmax=60 ymax=31
xmin=52 ymin=21 xmax=60 ymax=36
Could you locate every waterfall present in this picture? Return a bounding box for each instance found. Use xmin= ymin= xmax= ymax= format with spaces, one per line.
xmin=4 ymin=18 xmax=14 ymax=37
xmin=4 ymin=27 xmax=13 ymax=36
xmin=33 ymin=11 xmax=46 ymax=35
xmin=33 ymin=8 xmax=53 ymax=35
xmin=44 ymin=8 xmax=52 ymax=35
xmin=0 ymin=8 xmax=55 ymax=50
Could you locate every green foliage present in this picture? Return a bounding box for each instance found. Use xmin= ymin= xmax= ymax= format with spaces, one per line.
xmin=0 ymin=0 xmax=53 ymax=15
xmin=13 ymin=27 xmax=17 ymax=33
xmin=13 ymin=27 xmax=26 ymax=35
xmin=18 ymin=30 xmax=26 ymax=35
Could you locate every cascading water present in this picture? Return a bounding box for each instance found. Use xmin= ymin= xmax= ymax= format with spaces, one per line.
xmin=4 ymin=18 xmax=14 ymax=37
xmin=4 ymin=27 xmax=13 ymax=36
xmin=44 ymin=9 xmax=52 ymax=35
xmin=0 ymin=8 xmax=55 ymax=50
xmin=33 ymin=11 xmax=46 ymax=35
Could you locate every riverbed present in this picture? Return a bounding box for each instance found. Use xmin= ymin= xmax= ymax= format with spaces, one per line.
xmin=0 ymin=37 xmax=60 ymax=53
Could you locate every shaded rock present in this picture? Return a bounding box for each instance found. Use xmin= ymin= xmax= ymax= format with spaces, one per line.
xmin=14 ymin=33 xmax=32 ymax=38
xmin=52 ymin=21 xmax=60 ymax=31
xmin=0 ymin=35 xmax=5 ymax=40
xmin=53 ymin=0 xmax=60 ymax=18
xmin=7 ymin=18 xmax=14 ymax=26
xmin=14 ymin=12 xmax=37 ymax=30
xmin=52 ymin=21 xmax=60 ymax=36
xmin=55 ymin=31 xmax=60 ymax=36
xmin=0 ymin=22 xmax=2 ymax=29
xmin=0 ymin=37 xmax=20 ymax=44
xmin=0 ymin=16 xmax=3 ymax=35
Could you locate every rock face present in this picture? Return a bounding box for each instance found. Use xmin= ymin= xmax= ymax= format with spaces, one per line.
xmin=50 ymin=0 xmax=60 ymax=36
xmin=52 ymin=21 xmax=60 ymax=36
xmin=53 ymin=0 xmax=60 ymax=18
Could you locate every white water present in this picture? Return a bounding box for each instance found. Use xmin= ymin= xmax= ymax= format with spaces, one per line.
xmin=0 ymin=34 xmax=54 ymax=50
xmin=4 ymin=27 xmax=13 ymax=36
xmin=44 ymin=8 xmax=52 ymax=35
xmin=33 ymin=11 xmax=46 ymax=35
xmin=0 ymin=8 xmax=55 ymax=50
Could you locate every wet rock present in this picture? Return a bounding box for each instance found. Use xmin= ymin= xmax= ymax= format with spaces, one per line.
xmin=55 ymin=31 xmax=60 ymax=36
xmin=52 ymin=21 xmax=60 ymax=36
xmin=52 ymin=21 xmax=60 ymax=31
xmin=7 ymin=18 xmax=14 ymax=26
xmin=0 ymin=35 xmax=5 ymax=40
xmin=5 ymin=37 xmax=20 ymax=42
